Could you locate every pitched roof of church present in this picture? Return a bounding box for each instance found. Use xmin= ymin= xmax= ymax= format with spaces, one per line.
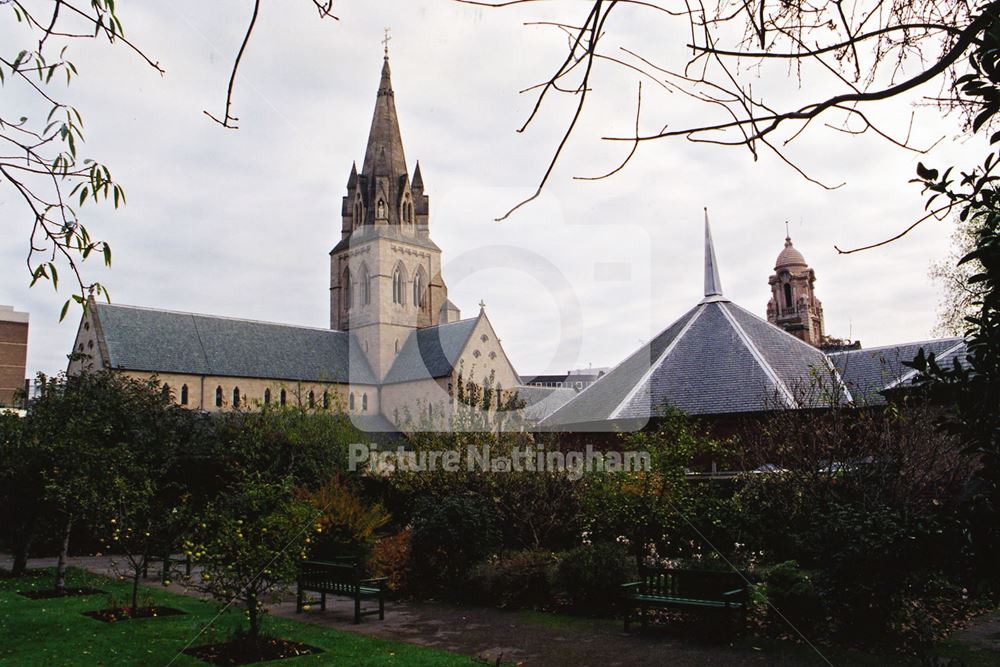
xmin=538 ymin=214 xmax=842 ymax=430
xmin=828 ymin=337 xmax=966 ymax=405
xmin=91 ymin=303 xmax=378 ymax=385
xmin=382 ymin=316 xmax=480 ymax=384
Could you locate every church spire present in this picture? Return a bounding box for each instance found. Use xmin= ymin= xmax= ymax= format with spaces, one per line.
xmin=702 ymin=207 xmax=725 ymax=302
xmin=362 ymin=54 xmax=408 ymax=182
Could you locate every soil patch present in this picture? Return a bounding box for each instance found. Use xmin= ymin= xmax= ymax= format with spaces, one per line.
xmin=18 ymin=587 xmax=106 ymax=599
xmin=82 ymin=606 xmax=185 ymax=623
xmin=183 ymin=637 xmax=323 ymax=665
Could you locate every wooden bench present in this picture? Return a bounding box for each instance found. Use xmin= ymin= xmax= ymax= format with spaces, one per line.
xmin=621 ymin=567 xmax=749 ymax=632
xmin=142 ymin=552 xmax=192 ymax=584
xmin=296 ymin=559 xmax=387 ymax=624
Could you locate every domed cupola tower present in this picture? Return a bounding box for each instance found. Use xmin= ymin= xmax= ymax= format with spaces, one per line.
xmin=766 ymin=232 xmax=826 ymax=347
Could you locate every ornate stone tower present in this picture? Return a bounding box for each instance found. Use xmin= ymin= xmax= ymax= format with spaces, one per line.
xmin=330 ymin=52 xmax=460 ymax=379
xmin=766 ymin=232 xmax=826 ymax=347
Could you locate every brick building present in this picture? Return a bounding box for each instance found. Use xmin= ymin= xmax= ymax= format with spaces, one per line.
xmin=0 ymin=305 xmax=29 ymax=407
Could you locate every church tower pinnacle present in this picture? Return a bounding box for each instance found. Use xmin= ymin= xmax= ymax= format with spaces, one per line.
xmin=329 ymin=50 xmax=457 ymax=379
xmin=766 ymin=230 xmax=826 ymax=347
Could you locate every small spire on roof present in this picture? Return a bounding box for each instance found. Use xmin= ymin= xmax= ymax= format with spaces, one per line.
xmin=702 ymin=207 xmax=724 ymax=301
xmin=412 ymin=160 xmax=424 ymax=190
xmin=478 ymin=300 xmax=486 ymax=311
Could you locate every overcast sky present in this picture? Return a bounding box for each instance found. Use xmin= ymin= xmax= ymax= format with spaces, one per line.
xmin=1 ymin=1 xmax=982 ymax=379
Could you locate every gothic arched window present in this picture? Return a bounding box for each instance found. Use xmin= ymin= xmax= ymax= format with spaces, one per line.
xmin=308 ymin=390 xmax=315 ymax=408
xmin=233 ymin=387 xmax=241 ymax=408
xmin=354 ymin=198 xmax=364 ymax=227
xmin=323 ymin=391 xmax=330 ymax=409
xmin=280 ymin=389 xmax=287 ymax=406
xmin=360 ymin=264 xmax=371 ymax=306
xmin=392 ymin=265 xmax=405 ymax=305
xmin=215 ymin=386 xmax=223 ymax=408
xmin=161 ymin=384 xmax=171 ymax=401
xmin=349 ymin=392 xmax=356 ymax=411
xmin=413 ymin=270 xmax=427 ymax=310
xmin=401 ymin=196 xmax=414 ymax=224
xmin=180 ymin=384 xmax=188 ymax=406
xmin=343 ymin=268 xmax=353 ymax=311
xmin=362 ymin=393 xmax=368 ymax=412
xmin=783 ymin=283 xmax=793 ymax=309
xmin=264 ymin=388 xmax=271 ymax=406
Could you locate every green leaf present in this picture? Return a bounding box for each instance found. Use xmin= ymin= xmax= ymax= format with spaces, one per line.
xmin=59 ymin=300 xmax=70 ymax=322
xmin=102 ymin=243 xmax=112 ymax=266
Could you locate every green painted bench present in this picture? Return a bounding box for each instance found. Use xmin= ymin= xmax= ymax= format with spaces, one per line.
xmin=296 ymin=559 xmax=387 ymax=624
xmin=621 ymin=567 xmax=749 ymax=632
xmin=142 ymin=552 xmax=192 ymax=584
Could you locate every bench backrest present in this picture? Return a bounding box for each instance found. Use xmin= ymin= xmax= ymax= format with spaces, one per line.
xmin=639 ymin=568 xmax=746 ymax=602
xmin=297 ymin=560 xmax=361 ymax=594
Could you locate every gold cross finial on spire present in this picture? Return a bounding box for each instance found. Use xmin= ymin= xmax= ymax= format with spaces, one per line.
xmin=382 ymin=27 xmax=392 ymax=57
xmin=478 ymin=300 xmax=486 ymax=310
xmin=785 ymin=220 xmax=790 ymax=240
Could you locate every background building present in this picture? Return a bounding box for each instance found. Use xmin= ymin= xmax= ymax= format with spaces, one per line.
xmin=0 ymin=305 xmax=29 ymax=407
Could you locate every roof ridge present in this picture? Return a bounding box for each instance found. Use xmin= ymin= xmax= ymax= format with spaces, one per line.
xmin=718 ymin=302 xmax=797 ymax=408
xmin=98 ymin=302 xmax=341 ymax=333
xmin=826 ymin=337 xmax=966 ymax=355
xmin=724 ymin=302 xmax=853 ymax=405
xmin=881 ymin=339 xmax=967 ymax=391
xmin=608 ymin=304 xmax=707 ymax=419
xmin=725 ymin=301 xmax=831 ymax=353
xmin=540 ymin=304 xmax=704 ymax=425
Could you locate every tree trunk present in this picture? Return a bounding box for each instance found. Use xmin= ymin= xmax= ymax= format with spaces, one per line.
xmin=11 ymin=535 xmax=31 ymax=577
xmin=131 ymin=558 xmax=143 ymax=610
xmin=247 ymin=591 xmax=259 ymax=638
xmin=54 ymin=515 xmax=72 ymax=592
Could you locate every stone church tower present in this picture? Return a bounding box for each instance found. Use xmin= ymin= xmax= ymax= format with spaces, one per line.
xmin=329 ymin=53 xmax=460 ymax=379
xmin=766 ymin=233 xmax=826 ymax=347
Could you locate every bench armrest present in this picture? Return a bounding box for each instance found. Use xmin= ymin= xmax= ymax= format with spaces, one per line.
xmin=620 ymin=581 xmax=643 ymax=590
xmin=360 ymin=577 xmax=388 ymax=586
xmin=721 ymin=587 xmax=745 ymax=597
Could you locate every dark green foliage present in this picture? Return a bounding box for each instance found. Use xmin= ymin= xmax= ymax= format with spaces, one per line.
xmin=556 ymin=542 xmax=636 ymax=611
xmin=467 ymin=549 xmax=560 ymax=609
xmin=188 ymin=476 xmax=319 ymax=638
xmin=211 ymin=407 xmax=366 ymax=489
xmin=761 ymin=561 xmax=823 ymax=634
xmin=579 ymin=408 xmax=726 ymax=568
xmin=0 ymin=411 xmax=44 ymax=577
xmin=409 ymin=494 xmax=501 ymax=589
xmin=908 ymin=206 xmax=1000 ymax=585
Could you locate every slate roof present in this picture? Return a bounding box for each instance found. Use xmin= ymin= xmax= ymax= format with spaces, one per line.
xmin=828 ymin=338 xmax=966 ymax=405
xmin=539 ymin=300 xmax=840 ymax=429
xmin=514 ymin=385 xmax=578 ymax=423
xmin=538 ymin=213 xmax=844 ymax=430
xmin=382 ymin=317 xmax=479 ymax=384
xmin=93 ymin=303 xmax=378 ymax=385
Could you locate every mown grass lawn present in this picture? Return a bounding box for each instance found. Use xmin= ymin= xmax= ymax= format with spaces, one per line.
xmin=0 ymin=568 xmax=477 ymax=667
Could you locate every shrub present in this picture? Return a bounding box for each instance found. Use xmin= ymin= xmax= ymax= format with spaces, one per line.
xmin=296 ymin=475 xmax=390 ymax=562
xmin=410 ymin=494 xmax=500 ymax=591
xmin=468 ymin=549 xmax=560 ymax=609
xmin=369 ymin=528 xmax=413 ymax=595
xmin=762 ymin=560 xmax=823 ymax=634
xmin=556 ymin=542 xmax=636 ymax=611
